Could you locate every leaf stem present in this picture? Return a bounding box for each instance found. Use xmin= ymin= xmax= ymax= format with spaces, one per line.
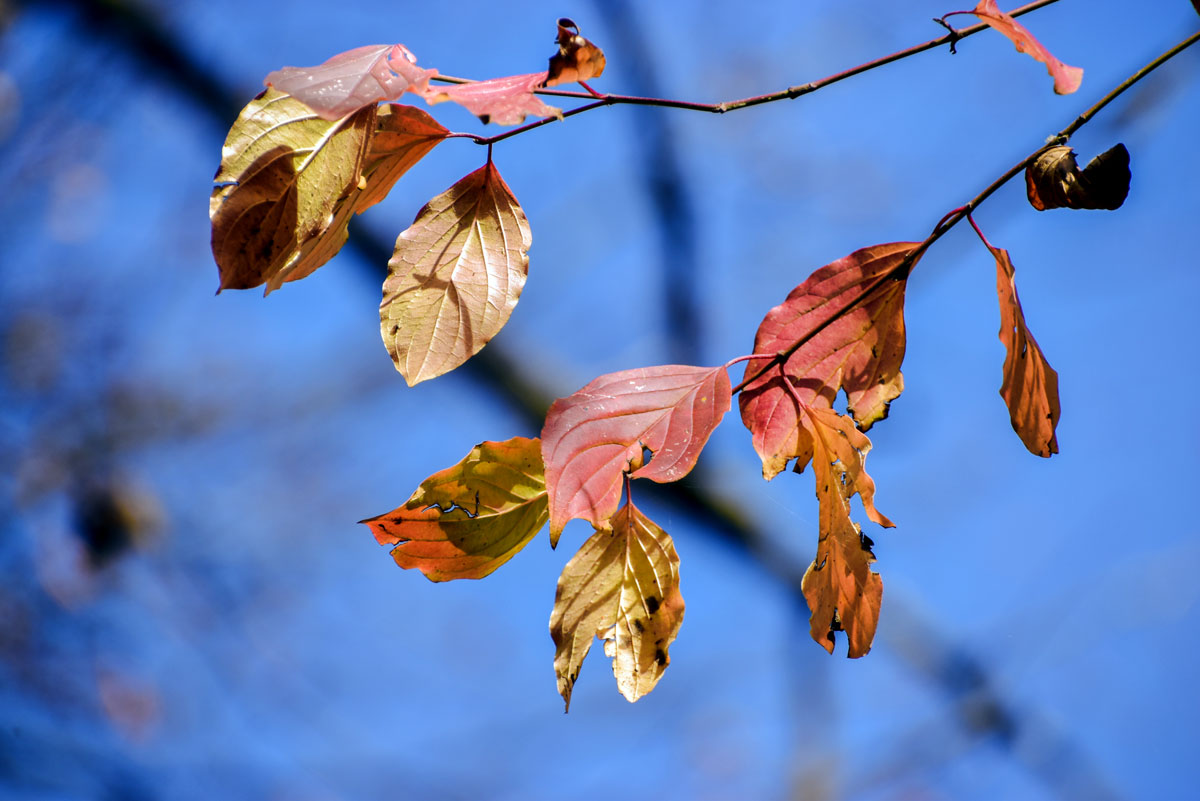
xmin=730 ymin=28 xmax=1200 ymax=398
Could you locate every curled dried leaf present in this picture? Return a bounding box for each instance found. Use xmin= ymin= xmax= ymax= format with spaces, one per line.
xmin=971 ymin=0 xmax=1082 ymax=94
xmin=1025 ymin=143 xmax=1130 ymax=211
xmin=546 ymin=17 xmax=607 ymax=86
xmin=989 ymin=245 xmax=1061 ymax=456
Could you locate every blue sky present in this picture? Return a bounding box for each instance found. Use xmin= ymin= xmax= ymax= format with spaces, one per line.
xmin=2 ymin=1 xmax=1198 ymax=799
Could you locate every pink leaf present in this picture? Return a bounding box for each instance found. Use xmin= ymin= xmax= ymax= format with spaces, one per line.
xmin=426 ymin=72 xmax=561 ymax=126
xmin=541 ymin=365 xmax=732 ymax=544
xmin=266 ymin=44 xmax=435 ymax=120
xmin=972 ymin=0 xmax=1083 ymax=95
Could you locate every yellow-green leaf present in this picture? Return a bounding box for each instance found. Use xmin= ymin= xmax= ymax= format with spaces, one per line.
xmin=381 ymin=161 xmax=532 ymax=386
xmin=210 ymin=89 xmax=374 ymax=293
xmin=549 ymin=501 xmax=684 ymax=711
xmin=360 ymin=437 xmax=547 ymax=582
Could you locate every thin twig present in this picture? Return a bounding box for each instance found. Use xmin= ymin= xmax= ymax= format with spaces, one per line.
xmin=731 ymin=28 xmax=1200 ymax=397
xmin=441 ymin=0 xmax=1062 ymax=146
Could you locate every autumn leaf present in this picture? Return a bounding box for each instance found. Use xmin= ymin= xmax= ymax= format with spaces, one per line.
xmin=541 ymin=365 xmax=732 ymax=544
xmin=426 ymin=72 xmax=561 ymax=126
xmin=265 ymin=44 xmax=435 ymax=120
xmin=1025 ymin=143 xmax=1130 ymax=211
xmin=210 ymin=89 xmax=375 ymax=293
xmin=267 ymin=103 xmax=450 ymax=291
xmin=549 ymin=500 xmax=684 ymax=710
xmin=546 ymin=17 xmax=607 ymax=86
xmin=739 ymin=243 xmax=918 ymax=480
xmin=982 ymin=239 xmax=1061 ymax=457
xmin=360 ymin=437 xmax=548 ymax=581
xmin=972 ymin=0 xmax=1083 ymax=94
xmin=796 ymin=404 xmax=892 ymax=658
xmin=381 ymin=161 xmax=531 ymax=386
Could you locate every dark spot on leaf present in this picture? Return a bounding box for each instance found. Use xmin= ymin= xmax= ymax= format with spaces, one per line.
xmin=655 ymin=648 xmax=667 ymax=666
xmin=633 ymin=619 xmax=644 ymax=633
xmin=645 ymin=596 xmax=660 ymax=614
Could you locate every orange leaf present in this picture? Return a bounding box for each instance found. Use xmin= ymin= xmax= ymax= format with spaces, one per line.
xmin=380 ymin=161 xmax=531 ymax=385
xmin=988 ymin=242 xmax=1061 ymax=457
xmin=1025 ymin=143 xmax=1130 ymax=212
xmin=972 ymin=0 xmax=1083 ymax=94
xmin=360 ymin=438 xmax=548 ymax=581
xmin=739 ymin=243 xmax=918 ymax=479
xmin=426 ymin=72 xmax=561 ymax=126
xmin=541 ymin=365 xmax=732 ymax=544
xmin=549 ymin=500 xmax=684 ymax=710
xmin=356 ymin=104 xmax=450 ymax=212
xmin=797 ymin=405 xmax=891 ymax=658
xmin=545 ymin=18 xmax=607 ymax=86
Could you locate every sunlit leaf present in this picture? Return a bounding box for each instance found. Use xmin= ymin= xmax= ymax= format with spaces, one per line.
xmin=549 ymin=500 xmax=684 ymax=710
xmin=739 ymin=243 xmax=918 ymax=479
xmin=541 ymin=365 xmax=732 ymax=544
xmin=987 ymin=242 xmax=1061 ymax=456
xmin=797 ymin=404 xmax=891 ymax=658
xmin=265 ymin=44 xmax=435 ymax=120
xmin=1025 ymin=143 xmax=1130 ymax=211
xmin=360 ymin=437 xmax=548 ymax=581
xmin=426 ymin=72 xmax=560 ymax=126
xmin=381 ymin=161 xmax=531 ymax=386
xmin=972 ymin=0 xmax=1083 ymax=94
xmin=210 ymin=89 xmax=374 ymax=293
xmin=356 ymin=104 xmax=450 ymax=212
xmin=546 ymin=17 xmax=607 ymax=86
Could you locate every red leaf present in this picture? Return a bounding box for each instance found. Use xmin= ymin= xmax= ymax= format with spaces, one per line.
xmin=739 ymin=243 xmax=918 ymax=479
xmin=265 ymin=44 xmax=435 ymax=120
xmin=972 ymin=0 xmax=1083 ymax=95
xmin=541 ymin=365 xmax=732 ymax=544
xmin=426 ymin=72 xmax=561 ymax=126
xmin=989 ymin=243 xmax=1061 ymax=456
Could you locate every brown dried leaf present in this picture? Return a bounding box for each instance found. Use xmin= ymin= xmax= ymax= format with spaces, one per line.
xmin=549 ymin=501 xmax=684 ymax=711
xmin=1025 ymin=143 xmax=1130 ymax=211
xmin=798 ymin=405 xmax=891 ymax=658
xmin=546 ymin=18 xmax=607 ymax=86
xmin=210 ymin=89 xmax=374 ymax=293
xmin=988 ymin=243 xmax=1061 ymax=456
xmin=381 ymin=161 xmax=531 ymax=385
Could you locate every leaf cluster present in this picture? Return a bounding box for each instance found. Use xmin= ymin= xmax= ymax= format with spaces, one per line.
xmin=209 ymin=4 xmax=1193 ymax=708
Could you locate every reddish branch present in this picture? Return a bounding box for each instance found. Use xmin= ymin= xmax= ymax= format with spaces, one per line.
xmin=436 ymin=0 xmax=1065 ymax=146
xmin=730 ymin=28 xmax=1200 ymax=396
